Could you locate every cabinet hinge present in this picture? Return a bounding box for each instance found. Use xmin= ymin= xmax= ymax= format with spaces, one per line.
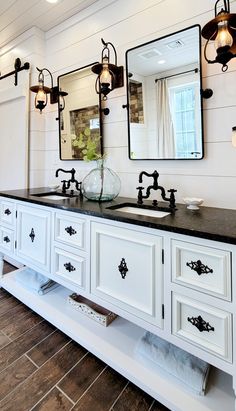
xmin=15 ymin=210 xmax=17 ymax=218
xmin=162 ymin=249 xmax=164 ymax=264
xmin=162 ymin=304 xmax=164 ymax=319
xmin=15 ymin=240 xmax=17 ymax=249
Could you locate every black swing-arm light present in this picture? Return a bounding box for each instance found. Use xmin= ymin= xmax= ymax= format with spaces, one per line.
xmin=30 ymin=67 xmax=67 ymax=113
xmin=91 ymin=38 xmax=124 ymax=100
xmin=202 ymin=0 xmax=236 ymax=71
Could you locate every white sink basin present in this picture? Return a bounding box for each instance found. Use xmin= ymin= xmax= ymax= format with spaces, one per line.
xmin=39 ymin=195 xmax=69 ymax=200
xmin=113 ymin=206 xmax=170 ymax=218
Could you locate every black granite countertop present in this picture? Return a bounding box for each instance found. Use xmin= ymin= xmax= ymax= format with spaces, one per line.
xmin=1 ymin=187 xmax=236 ymax=245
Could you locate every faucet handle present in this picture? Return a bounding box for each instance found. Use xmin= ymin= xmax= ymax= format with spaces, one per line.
xmin=136 ymin=186 xmax=144 ymax=205
xmin=168 ymin=189 xmax=177 ymax=209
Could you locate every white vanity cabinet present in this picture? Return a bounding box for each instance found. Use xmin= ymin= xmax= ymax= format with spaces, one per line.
xmin=16 ymin=204 xmax=51 ymax=273
xmin=90 ymin=221 xmax=163 ymax=327
xmin=0 ymin=196 xmax=236 ymax=411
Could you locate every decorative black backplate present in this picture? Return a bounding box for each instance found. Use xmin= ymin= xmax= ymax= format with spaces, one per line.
xmin=29 ymin=228 xmax=35 ymax=243
xmin=186 ymin=259 xmax=213 ymax=276
xmin=65 ymin=226 xmax=77 ymax=236
xmin=118 ymin=258 xmax=128 ymax=279
xmin=4 ymin=209 xmax=11 ymax=215
xmin=3 ymin=236 xmax=10 ymax=243
xmin=187 ymin=315 xmax=215 ymax=332
xmin=64 ymin=262 xmax=76 ymax=272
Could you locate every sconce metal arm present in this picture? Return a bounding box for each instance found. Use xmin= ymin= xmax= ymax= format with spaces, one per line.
xmin=101 ymin=38 xmax=117 ymax=66
xmin=0 ymin=58 xmax=30 ymax=86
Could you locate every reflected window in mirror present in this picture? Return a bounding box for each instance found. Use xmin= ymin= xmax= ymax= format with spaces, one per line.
xmin=125 ymin=25 xmax=204 ymax=160
xmin=58 ymin=63 xmax=102 ymax=160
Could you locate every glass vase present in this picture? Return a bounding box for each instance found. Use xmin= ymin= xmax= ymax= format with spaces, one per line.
xmin=82 ymin=159 xmax=121 ymax=202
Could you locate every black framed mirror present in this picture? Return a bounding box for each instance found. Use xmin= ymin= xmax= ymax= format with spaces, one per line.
xmin=125 ymin=25 xmax=204 ymax=160
xmin=58 ymin=63 xmax=103 ymax=160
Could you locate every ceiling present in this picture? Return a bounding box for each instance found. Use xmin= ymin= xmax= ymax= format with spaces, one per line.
xmin=0 ymin=0 xmax=100 ymax=49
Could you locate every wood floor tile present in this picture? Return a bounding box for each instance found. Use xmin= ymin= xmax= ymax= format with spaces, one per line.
xmin=112 ymin=382 xmax=154 ymax=411
xmin=2 ymin=310 xmax=44 ymax=340
xmin=72 ymin=367 xmax=127 ymax=411
xmin=0 ymin=321 xmax=55 ymax=372
xmin=0 ymin=340 xmax=87 ymax=411
xmin=58 ymin=352 xmax=106 ymax=403
xmin=0 ymin=355 xmax=37 ymax=401
xmin=3 ymin=262 xmax=17 ymax=274
xmin=0 ymin=295 xmax=22 ymax=316
xmin=31 ymin=387 xmax=73 ymax=411
xmin=151 ymin=401 xmax=169 ymax=411
xmin=0 ymin=331 xmax=11 ymax=349
xmin=27 ymin=330 xmax=71 ymax=366
xmin=0 ymin=302 xmax=31 ymax=329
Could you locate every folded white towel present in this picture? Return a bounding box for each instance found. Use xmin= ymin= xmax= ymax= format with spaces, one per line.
xmin=136 ymin=332 xmax=210 ymax=396
xmin=15 ymin=268 xmax=58 ymax=295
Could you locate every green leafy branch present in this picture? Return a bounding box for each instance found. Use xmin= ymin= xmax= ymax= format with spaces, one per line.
xmin=71 ymin=127 xmax=105 ymax=161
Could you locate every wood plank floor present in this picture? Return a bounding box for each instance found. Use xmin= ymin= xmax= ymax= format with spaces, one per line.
xmin=0 ymin=262 xmax=170 ymax=411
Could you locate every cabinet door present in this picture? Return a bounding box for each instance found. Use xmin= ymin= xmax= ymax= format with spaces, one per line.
xmin=16 ymin=205 xmax=51 ymax=272
xmin=91 ymin=221 xmax=163 ymax=327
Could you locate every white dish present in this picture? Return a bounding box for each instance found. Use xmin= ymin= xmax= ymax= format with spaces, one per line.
xmin=183 ymin=197 xmax=203 ymax=210
xmin=48 ymin=184 xmax=60 ymax=190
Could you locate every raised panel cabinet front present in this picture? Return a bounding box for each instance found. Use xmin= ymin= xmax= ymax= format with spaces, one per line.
xmin=91 ymin=221 xmax=163 ymax=327
xmin=16 ymin=205 xmax=51 ymax=272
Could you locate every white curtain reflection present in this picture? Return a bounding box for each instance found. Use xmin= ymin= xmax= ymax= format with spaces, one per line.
xmin=156 ymin=79 xmax=175 ymax=158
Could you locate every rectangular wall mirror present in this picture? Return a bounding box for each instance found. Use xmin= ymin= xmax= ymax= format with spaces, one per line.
xmin=58 ymin=63 xmax=102 ymax=160
xmin=125 ymin=25 xmax=204 ymax=160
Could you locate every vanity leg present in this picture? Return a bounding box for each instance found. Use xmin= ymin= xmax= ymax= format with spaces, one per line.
xmin=0 ymin=253 xmax=4 ymax=279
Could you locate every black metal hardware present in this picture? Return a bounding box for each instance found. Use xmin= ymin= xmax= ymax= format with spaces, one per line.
xmin=4 ymin=209 xmax=11 ymax=215
xmin=118 ymin=258 xmax=128 ymax=279
xmin=101 ymin=108 xmax=110 ymax=115
xmin=64 ymin=262 xmax=76 ymax=272
xmin=65 ymin=226 xmax=77 ymax=236
xmin=55 ymin=168 xmax=82 ymax=196
xmin=137 ymin=170 xmax=177 ymax=209
xmin=3 ymin=236 xmax=10 ymax=243
xmin=0 ymin=58 xmax=30 ymax=86
xmin=162 ymin=304 xmax=165 ymax=319
xmin=187 ymin=315 xmax=215 ymax=332
xmin=29 ymin=228 xmax=35 ymax=243
xmin=186 ymin=260 xmax=213 ymax=276
xmin=201 ymin=88 xmax=213 ymax=99
xmin=155 ymin=67 xmax=198 ymax=83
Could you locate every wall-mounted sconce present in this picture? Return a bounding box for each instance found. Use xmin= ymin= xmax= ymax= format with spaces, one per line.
xmin=0 ymin=58 xmax=30 ymax=86
xmin=30 ymin=67 xmax=67 ymax=113
xmin=91 ymin=38 xmax=124 ymax=101
xmin=202 ymin=0 xmax=236 ymax=72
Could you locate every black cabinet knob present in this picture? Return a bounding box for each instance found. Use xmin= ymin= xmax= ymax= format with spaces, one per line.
xmin=186 ymin=260 xmax=213 ymax=276
xmin=3 ymin=236 xmax=10 ymax=243
xmin=187 ymin=315 xmax=214 ymax=332
xmin=65 ymin=226 xmax=77 ymax=236
xmin=64 ymin=262 xmax=76 ymax=272
xmin=4 ymin=209 xmax=11 ymax=215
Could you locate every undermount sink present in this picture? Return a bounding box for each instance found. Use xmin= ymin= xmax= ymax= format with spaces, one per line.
xmin=106 ymin=203 xmax=172 ymax=218
xmin=31 ymin=192 xmax=75 ymax=200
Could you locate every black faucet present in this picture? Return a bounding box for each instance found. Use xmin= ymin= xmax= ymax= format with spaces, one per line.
xmin=137 ymin=170 xmax=177 ymax=209
xmin=55 ymin=168 xmax=82 ymax=195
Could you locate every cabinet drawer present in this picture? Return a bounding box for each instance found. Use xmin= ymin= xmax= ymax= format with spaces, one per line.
xmin=171 ymin=240 xmax=231 ymax=300
xmin=172 ymin=293 xmax=232 ymax=362
xmin=53 ymin=247 xmax=85 ymax=288
xmin=54 ymin=213 xmax=85 ymax=250
xmin=0 ymin=200 xmax=15 ymax=226
xmin=91 ymin=222 xmax=163 ymax=327
xmin=0 ymin=227 xmax=14 ymax=253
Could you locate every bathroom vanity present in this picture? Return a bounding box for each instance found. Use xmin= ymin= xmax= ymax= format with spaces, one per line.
xmin=0 ymin=188 xmax=236 ymax=411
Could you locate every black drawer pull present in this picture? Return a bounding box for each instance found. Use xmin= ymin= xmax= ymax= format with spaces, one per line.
xmin=65 ymin=226 xmax=77 ymax=236
xmin=64 ymin=262 xmax=76 ymax=272
xmin=187 ymin=315 xmax=214 ymax=332
xmin=118 ymin=258 xmax=128 ymax=279
xmin=3 ymin=236 xmax=10 ymax=243
xmin=29 ymin=228 xmax=35 ymax=243
xmin=4 ymin=208 xmax=11 ymax=215
xmin=186 ymin=260 xmax=213 ymax=276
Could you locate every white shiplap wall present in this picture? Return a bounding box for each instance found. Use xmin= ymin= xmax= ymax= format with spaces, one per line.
xmin=1 ymin=0 xmax=236 ymax=209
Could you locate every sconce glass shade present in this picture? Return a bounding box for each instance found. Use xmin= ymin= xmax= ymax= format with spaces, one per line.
xmin=232 ymin=127 xmax=236 ymax=147
xmin=92 ymin=39 xmax=124 ymax=101
xmin=202 ymin=0 xmax=236 ymax=71
xmin=30 ymin=67 xmax=67 ymax=113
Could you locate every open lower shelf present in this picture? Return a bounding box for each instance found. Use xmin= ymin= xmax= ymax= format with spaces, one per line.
xmin=0 ymin=270 xmax=235 ymax=411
